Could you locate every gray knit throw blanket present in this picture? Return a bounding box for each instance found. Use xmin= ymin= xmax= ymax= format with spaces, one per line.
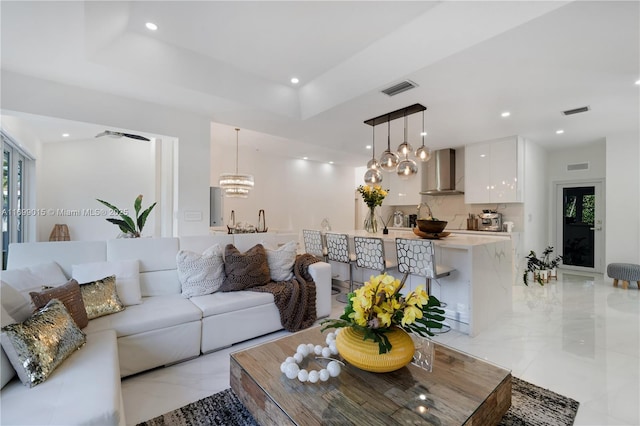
xmin=249 ymin=254 xmax=319 ymax=332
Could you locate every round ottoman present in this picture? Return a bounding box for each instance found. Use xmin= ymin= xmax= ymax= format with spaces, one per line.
xmin=606 ymin=263 xmax=640 ymax=289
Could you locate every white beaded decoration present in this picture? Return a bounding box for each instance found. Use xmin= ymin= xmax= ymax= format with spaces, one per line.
xmin=280 ymin=329 xmax=343 ymax=383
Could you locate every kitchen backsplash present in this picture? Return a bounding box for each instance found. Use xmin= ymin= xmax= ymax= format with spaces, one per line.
xmin=382 ymin=194 xmax=524 ymax=232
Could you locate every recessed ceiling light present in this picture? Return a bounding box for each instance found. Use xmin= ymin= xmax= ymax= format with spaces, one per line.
xmin=420 ymin=131 xmax=427 ymax=136
xmin=302 ymin=156 xmax=308 ymax=160
xmin=328 ymin=161 xmax=334 ymax=165
xmin=556 ymin=129 xmax=564 ymax=134
xmin=635 ymin=79 xmax=640 ymax=85
xmin=62 ymin=133 xmax=69 ymax=137
xmin=365 ymin=145 xmax=372 ymax=150
xmin=501 ymin=111 xmax=511 ymax=117
xmin=145 ymin=22 xmax=158 ymax=31
xmin=290 ymin=77 xmax=299 ymax=84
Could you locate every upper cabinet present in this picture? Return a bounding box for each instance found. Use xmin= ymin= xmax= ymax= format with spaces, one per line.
xmin=464 ymin=136 xmax=524 ymax=204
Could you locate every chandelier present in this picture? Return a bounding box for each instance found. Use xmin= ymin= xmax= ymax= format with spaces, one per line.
xmin=219 ymin=128 xmax=254 ymax=198
xmin=362 ymin=104 xmax=431 ymax=184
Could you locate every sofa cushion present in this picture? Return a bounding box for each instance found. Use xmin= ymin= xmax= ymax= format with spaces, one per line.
xmin=30 ymin=279 xmax=89 ymax=328
xmin=1 ymin=261 xmax=68 ymax=296
xmin=107 ymin=237 xmax=181 ymax=297
xmin=79 ymin=276 xmax=125 ymax=319
xmin=7 ymin=241 xmax=107 ymax=278
xmin=220 ymin=244 xmax=271 ymax=292
xmin=83 ymin=294 xmax=202 ymax=338
xmin=1 ymin=306 xmax=16 ymax=389
xmin=0 ymin=281 xmax=33 ymax=324
xmin=177 ymin=244 xmax=225 ymax=297
xmin=265 ymin=240 xmax=297 ymax=282
xmin=0 ymin=329 xmax=122 ymax=426
xmin=190 ymin=291 xmax=275 ymax=317
xmin=72 ymin=259 xmax=142 ymax=306
xmin=1 ymin=299 xmax=86 ymax=388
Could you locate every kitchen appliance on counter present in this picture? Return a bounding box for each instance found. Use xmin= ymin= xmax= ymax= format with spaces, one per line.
xmin=393 ymin=211 xmax=404 ymax=227
xmin=478 ymin=210 xmax=503 ymax=232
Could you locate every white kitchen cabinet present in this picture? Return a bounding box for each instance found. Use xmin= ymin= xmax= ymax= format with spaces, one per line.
xmin=465 ymin=136 xmax=524 ymax=204
xmin=381 ymin=164 xmax=426 ymax=206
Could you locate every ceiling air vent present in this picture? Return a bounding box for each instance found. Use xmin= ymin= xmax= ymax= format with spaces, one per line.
xmin=567 ymin=162 xmax=589 ymax=171
xmin=381 ymin=80 xmax=418 ymax=97
xmin=562 ymin=106 xmax=590 ymax=116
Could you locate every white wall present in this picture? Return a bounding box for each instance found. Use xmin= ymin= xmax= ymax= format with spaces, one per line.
xmin=523 ymin=139 xmax=548 ymax=254
xmin=38 ymin=138 xmax=155 ymax=241
xmin=211 ymin=126 xmax=355 ymax=234
xmin=1 ymin=71 xmax=211 ymax=238
xmin=605 ymin=133 xmax=640 ymax=264
xmin=546 ymin=140 xmax=606 ymax=182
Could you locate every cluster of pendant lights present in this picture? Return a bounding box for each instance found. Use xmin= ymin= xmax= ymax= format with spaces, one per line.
xmin=364 ymin=109 xmax=432 ymax=185
xmin=219 ymin=128 xmax=254 ymax=198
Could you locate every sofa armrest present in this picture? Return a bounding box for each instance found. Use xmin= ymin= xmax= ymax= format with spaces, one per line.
xmin=308 ymin=261 xmax=331 ymax=318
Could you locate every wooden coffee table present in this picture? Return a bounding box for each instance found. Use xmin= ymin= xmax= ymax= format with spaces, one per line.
xmin=230 ymin=326 xmax=511 ymax=425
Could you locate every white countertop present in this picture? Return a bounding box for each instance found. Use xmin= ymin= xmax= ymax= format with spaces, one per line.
xmin=347 ymin=229 xmax=509 ymax=249
xmin=388 ymin=227 xmax=512 ymax=236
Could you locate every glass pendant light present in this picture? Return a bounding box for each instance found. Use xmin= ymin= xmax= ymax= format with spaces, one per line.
xmin=219 ymin=128 xmax=254 ymax=198
xmin=364 ymin=125 xmax=383 ymax=185
xmin=415 ymin=110 xmax=432 ymax=162
xmin=379 ymin=117 xmax=399 ymax=172
xmin=397 ymin=156 xmax=418 ymax=180
xmin=396 ymin=113 xmax=413 ymax=157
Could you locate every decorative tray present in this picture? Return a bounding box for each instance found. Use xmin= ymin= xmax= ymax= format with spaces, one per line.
xmin=412 ymin=228 xmax=451 ymax=239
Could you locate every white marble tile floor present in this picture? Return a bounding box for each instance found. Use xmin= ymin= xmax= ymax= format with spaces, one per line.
xmin=122 ymin=270 xmax=640 ymax=425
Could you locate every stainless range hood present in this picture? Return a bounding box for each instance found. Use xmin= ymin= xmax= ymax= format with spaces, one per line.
xmin=420 ymin=149 xmax=464 ymax=195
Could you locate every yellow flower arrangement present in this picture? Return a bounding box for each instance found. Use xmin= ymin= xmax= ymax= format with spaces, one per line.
xmin=321 ymin=273 xmax=445 ymax=354
xmin=357 ymin=185 xmax=389 ymax=208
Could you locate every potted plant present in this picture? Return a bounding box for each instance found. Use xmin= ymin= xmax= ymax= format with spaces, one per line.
xmin=522 ymin=246 xmax=562 ymax=286
xmin=97 ymin=195 xmax=156 ymax=238
xmin=542 ymin=246 xmax=563 ymax=280
xmin=320 ymin=273 xmax=445 ymax=372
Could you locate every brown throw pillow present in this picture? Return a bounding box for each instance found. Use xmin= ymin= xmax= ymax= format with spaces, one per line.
xmin=30 ymin=279 xmax=89 ymax=329
xmin=220 ymin=244 xmax=271 ymax=292
xmin=79 ymin=275 xmax=125 ymax=319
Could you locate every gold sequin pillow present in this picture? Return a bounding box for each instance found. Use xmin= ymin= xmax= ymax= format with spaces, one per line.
xmin=79 ymin=275 xmax=125 ymax=319
xmin=0 ymin=299 xmax=86 ymax=387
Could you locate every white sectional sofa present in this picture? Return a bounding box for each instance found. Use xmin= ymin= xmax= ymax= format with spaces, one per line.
xmin=0 ymin=234 xmax=331 ymax=425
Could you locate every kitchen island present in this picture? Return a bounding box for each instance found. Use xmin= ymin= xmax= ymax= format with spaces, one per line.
xmin=327 ymin=229 xmax=512 ymax=337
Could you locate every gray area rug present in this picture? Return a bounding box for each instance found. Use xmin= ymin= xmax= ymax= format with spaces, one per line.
xmin=138 ymin=377 xmax=579 ymax=426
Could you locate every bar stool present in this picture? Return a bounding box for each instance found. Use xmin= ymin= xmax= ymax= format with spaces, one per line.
xmin=302 ymin=229 xmax=326 ymax=261
xmin=325 ymin=232 xmax=356 ymax=303
xmin=396 ymin=238 xmax=453 ymax=333
xmin=395 ymin=237 xmax=454 ymax=300
xmin=354 ymin=236 xmax=396 ymax=275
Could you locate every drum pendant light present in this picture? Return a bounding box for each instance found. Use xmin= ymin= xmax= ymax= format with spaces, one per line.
xmin=219 ymin=128 xmax=254 ymax=198
xmin=415 ymin=110 xmax=432 ymax=162
xmin=364 ymin=124 xmax=383 ymax=185
xmin=379 ymin=117 xmax=399 ymax=172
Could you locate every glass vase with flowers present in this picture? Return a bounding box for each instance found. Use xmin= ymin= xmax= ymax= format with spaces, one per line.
xmin=357 ymin=185 xmax=389 ymax=233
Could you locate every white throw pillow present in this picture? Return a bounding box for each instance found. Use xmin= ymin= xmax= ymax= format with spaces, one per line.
xmin=1 ymin=261 xmax=67 ymax=295
xmin=1 ymin=305 xmax=17 ymax=389
xmin=72 ymin=260 xmax=142 ymax=306
xmin=0 ymin=281 xmax=33 ymax=323
xmin=265 ymin=240 xmax=297 ymax=282
xmin=177 ymin=244 xmax=225 ymax=298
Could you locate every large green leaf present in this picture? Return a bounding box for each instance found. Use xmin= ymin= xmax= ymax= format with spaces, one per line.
xmin=134 ymin=195 xmax=142 ymax=219
xmin=97 ymin=199 xmax=136 ymax=232
xmin=105 ymin=218 xmax=135 ymax=235
xmin=137 ymin=202 xmax=157 ymax=232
